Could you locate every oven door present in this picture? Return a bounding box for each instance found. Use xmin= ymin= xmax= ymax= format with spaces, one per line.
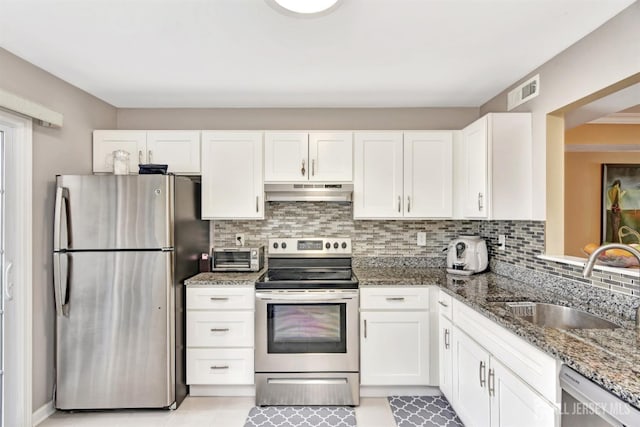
xmin=255 ymin=289 xmax=359 ymax=373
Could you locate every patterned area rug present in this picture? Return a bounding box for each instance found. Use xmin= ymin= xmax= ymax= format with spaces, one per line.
xmin=388 ymin=396 xmax=464 ymax=427
xmin=243 ymin=406 xmax=357 ymax=427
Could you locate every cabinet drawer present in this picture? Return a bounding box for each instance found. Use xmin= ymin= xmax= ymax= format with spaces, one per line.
xmin=187 ymin=311 xmax=254 ymax=347
xmin=360 ymin=287 xmax=429 ymax=310
xmin=187 ymin=287 xmax=254 ymax=310
xmin=437 ymin=290 xmax=453 ymax=319
xmin=187 ymin=348 xmax=254 ymax=385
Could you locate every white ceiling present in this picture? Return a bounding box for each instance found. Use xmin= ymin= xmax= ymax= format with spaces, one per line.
xmin=0 ymin=0 xmax=635 ymax=108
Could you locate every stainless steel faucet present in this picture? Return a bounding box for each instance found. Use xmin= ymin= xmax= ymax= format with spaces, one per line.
xmin=582 ymin=243 xmax=640 ymax=329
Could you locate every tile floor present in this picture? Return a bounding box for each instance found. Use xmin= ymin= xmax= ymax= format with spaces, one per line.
xmin=39 ymin=397 xmax=399 ymax=427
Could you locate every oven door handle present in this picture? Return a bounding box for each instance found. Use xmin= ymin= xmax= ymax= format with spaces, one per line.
xmin=255 ymin=292 xmax=356 ymax=302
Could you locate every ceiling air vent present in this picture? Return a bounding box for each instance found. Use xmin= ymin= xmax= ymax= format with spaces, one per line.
xmin=507 ymin=74 xmax=540 ymax=111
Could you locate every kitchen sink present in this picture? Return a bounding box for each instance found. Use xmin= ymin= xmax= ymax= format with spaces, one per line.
xmin=504 ymin=302 xmax=620 ymax=329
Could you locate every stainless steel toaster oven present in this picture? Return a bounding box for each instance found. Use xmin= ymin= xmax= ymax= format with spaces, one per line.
xmin=211 ymin=246 xmax=265 ymax=272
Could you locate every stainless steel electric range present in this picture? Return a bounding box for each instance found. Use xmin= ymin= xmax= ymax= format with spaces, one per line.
xmin=254 ymin=237 xmax=359 ymax=406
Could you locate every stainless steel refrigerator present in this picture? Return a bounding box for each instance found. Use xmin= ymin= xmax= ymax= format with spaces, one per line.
xmin=53 ymin=174 xmax=208 ymax=410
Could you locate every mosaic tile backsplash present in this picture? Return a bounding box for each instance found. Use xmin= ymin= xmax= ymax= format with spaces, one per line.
xmin=211 ymin=202 xmax=640 ymax=298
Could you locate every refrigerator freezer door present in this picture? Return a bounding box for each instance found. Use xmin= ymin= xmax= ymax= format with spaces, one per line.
xmin=55 ymin=250 xmax=175 ymax=409
xmin=54 ymin=175 xmax=174 ymax=250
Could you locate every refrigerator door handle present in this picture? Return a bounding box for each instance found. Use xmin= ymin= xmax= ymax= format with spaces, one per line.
xmin=53 ymin=253 xmax=70 ymax=316
xmin=54 ymin=186 xmax=71 ymax=251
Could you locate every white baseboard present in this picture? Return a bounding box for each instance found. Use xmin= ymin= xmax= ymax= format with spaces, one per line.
xmin=189 ymin=385 xmax=256 ymax=397
xmin=360 ymin=386 xmax=441 ymax=397
xmin=32 ymin=400 xmax=55 ymax=426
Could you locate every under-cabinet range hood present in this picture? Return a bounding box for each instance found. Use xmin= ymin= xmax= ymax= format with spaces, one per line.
xmin=264 ymin=183 xmax=353 ymax=202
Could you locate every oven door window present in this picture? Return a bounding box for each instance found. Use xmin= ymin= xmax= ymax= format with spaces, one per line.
xmin=267 ymin=303 xmax=346 ymax=353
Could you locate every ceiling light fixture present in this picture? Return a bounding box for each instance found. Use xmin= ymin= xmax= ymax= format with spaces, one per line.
xmin=268 ymin=0 xmax=342 ymax=16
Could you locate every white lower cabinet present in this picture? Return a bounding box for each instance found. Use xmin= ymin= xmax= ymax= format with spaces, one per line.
xmin=449 ymin=301 xmax=559 ymax=427
xmin=452 ymin=326 xmax=491 ymax=427
xmin=490 ymin=358 xmax=556 ymax=427
xmin=187 ymin=348 xmax=254 ymax=385
xmin=360 ymin=287 xmax=431 ymax=386
xmin=438 ymin=314 xmax=453 ymax=400
xmin=186 ymin=287 xmax=254 ymax=389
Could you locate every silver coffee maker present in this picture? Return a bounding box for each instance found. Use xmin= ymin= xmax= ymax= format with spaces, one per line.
xmin=446 ymin=236 xmax=488 ymax=275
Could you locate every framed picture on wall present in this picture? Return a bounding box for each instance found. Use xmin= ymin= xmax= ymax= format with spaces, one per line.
xmin=602 ymin=164 xmax=640 ymax=244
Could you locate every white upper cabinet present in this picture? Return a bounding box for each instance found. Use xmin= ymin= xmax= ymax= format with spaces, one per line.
xmin=353 ymin=132 xmax=404 ymax=218
xmin=404 ymin=131 xmax=453 ymax=218
xmin=93 ymin=130 xmax=201 ymax=174
xmin=264 ymin=132 xmax=309 ymax=181
xmin=308 ymin=132 xmax=353 ymax=181
xmin=201 ymin=131 xmax=264 ymax=220
xmin=146 ymin=131 xmax=201 ymax=174
xmin=354 ymin=131 xmax=453 ymax=219
xmin=459 ymin=113 xmax=532 ymax=219
xmin=461 ymin=118 xmax=489 ymax=218
xmin=92 ymin=130 xmax=147 ymax=173
xmin=264 ymin=131 xmax=353 ymax=182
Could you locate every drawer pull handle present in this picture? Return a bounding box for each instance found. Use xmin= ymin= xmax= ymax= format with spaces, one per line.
xmin=210 ymin=328 xmax=230 ymax=332
xmin=444 ymin=328 xmax=450 ymax=349
xmin=210 ymin=297 xmax=229 ymax=301
xmin=386 ymin=297 xmax=405 ymax=301
xmin=488 ymin=368 xmax=495 ymax=396
xmin=438 ymin=301 xmax=449 ymax=307
xmin=479 ymin=361 xmax=486 ymax=388
xmin=210 ymin=365 xmax=229 ymax=370
xmin=364 ymin=319 xmax=367 ymax=338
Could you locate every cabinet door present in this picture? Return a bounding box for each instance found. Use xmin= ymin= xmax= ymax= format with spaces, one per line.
xmin=490 ymin=358 xmax=557 ymax=427
xmin=438 ymin=315 xmax=453 ymax=401
xmin=264 ymin=132 xmax=309 ymax=181
xmin=92 ymin=130 xmax=147 ymax=173
xmin=353 ymin=132 xmax=403 ymax=219
xmin=201 ymin=131 xmax=264 ymax=219
xmin=404 ymin=131 xmax=453 ymax=218
xmin=461 ymin=116 xmax=488 ymax=218
xmin=360 ymin=311 xmax=429 ymax=385
xmin=452 ymin=326 xmax=491 ymax=427
xmin=146 ymin=130 xmax=201 ymax=174
xmin=308 ymin=132 xmax=353 ymax=181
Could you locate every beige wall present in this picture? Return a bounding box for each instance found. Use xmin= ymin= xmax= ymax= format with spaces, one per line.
xmin=564 ymin=124 xmax=640 ymax=256
xmin=117 ymin=107 xmax=479 ymax=130
xmin=0 ymin=47 xmax=117 ymax=410
xmin=480 ymin=1 xmax=640 ymax=232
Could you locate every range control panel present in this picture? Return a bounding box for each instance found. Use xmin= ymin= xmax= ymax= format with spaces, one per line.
xmin=268 ymin=238 xmax=352 ymax=255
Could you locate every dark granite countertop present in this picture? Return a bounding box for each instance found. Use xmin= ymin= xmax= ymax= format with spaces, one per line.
xmin=356 ymin=266 xmax=640 ymax=410
xmin=185 ymin=269 xmax=265 ymax=286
